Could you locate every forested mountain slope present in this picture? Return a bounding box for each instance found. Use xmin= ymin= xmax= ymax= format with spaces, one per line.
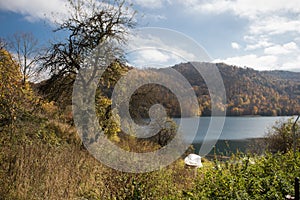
xmin=130 ymin=62 xmax=300 ymax=117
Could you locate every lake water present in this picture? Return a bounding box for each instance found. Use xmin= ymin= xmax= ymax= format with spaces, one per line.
xmin=174 ymin=116 xmax=294 ymax=154
xmin=175 ymin=116 xmax=293 ymax=142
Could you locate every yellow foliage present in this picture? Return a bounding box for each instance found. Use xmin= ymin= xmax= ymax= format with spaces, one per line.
xmin=41 ymin=101 xmax=58 ymax=117
xmin=0 ymin=48 xmax=39 ymax=122
xmin=0 ymin=49 xmax=23 ymax=121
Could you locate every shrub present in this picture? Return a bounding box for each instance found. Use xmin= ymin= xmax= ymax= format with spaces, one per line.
xmin=265 ymin=117 xmax=299 ymax=153
xmin=187 ymin=151 xmax=300 ymax=200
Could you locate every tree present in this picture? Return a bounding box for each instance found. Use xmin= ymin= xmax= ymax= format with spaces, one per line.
xmin=41 ymin=0 xmax=135 ymax=98
xmin=40 ymin=0 xmax=135 ymax=143
xmin=265 ymin=118 xmax=299 ymax=153
xmin=149 ymin=118 xmax=178 ymax=146
xmin=0 ymin=48 xmax=23 ymax=127
xmin=0 ymin=48 xmax=39 ymax=129
xmin=8 ymin=32 xmax=40 ymax=84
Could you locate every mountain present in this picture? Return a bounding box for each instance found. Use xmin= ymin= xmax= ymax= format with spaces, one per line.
xmin=130 ymin=62 xmax=300 ymax=117
xmin=36 ymin=61 xmax=300 ymax=117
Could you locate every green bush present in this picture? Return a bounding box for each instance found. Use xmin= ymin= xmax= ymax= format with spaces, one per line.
xmin=186 ymin=151 xmax=300 ymax=200
xmin=265 ymin=117 xmax=299 ymax=153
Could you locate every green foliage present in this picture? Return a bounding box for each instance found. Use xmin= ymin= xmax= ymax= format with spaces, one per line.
xmin=95 ymin=95 xmax=121 ymax=140
xmin=185 ymin=151 xmax=300 ymax=200
xmin=148 ymin=117 xmax=178 ymax=146
xmin=0 ymin=49 xmax=71 ymax=144
xmin=78 ymin=159 xmax=191 ymax=200
xmin=1 ymin=105 xmax=300 ymax=200
xmin=265 ymin=117 xmax=300 ymax=153
xmin=2 ymin=140 xmax=297 ymax=199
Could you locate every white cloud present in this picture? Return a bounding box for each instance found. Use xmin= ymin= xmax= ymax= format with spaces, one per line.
xmin=282 ymin=55 xmax=300 ymax=71
xmin=125 ymin=28 xmax=211 ymax=68
xmin=126 ymin=33 xmax=197 ymax=67
xmin=142 ymin=14 xmax=167 ymax=21
xmin=3 ymin=0 xmax=300 ymax=72
xmin=0 ymin=0 xmax=69 ymax=23
xmin=214 ymin=43 xmax=300 ymax=71
xmin=179 ymin=0 xmax=300 ymax=34
xmin=244 ymin=36 xmax=273 ymax=51
xmin=214 ymin=54 xmax=279 ymax=70
xmin=283 ymin=42 xmax=298 ymax=50
xmin=296 ymin=37 xmax=300 ymax=42
xmin=132 ymin=0 xmax=171 ymax=9
xmin=129 ymin=48 xmax=185 ymax=67
xmin=264 ymin=45 xmax=289 ymax=55
xmin=133 ymin=0 xmax=162 ymax=9
xmin=127 ymin=30 xmax=202 ymax=62
xmin=249 ymin=16 xmax=300 ymax=35
xmin=179 ymin=0 xmax=300 ymax=19
xmin=178 ymin=0 xmax=300 ymax=55
xmin=232 ymin=0 xmax=300 ymax=19
xmin=184 ymin=0 xmax=232 ymax=15
xmin=245 ymin=41 xmax=273 ymax=51
xmin=231 ymin=42 xmax=240 ymax=50
xmin=264 ymin=42 xmax=299 ymax=55
xmin=135 ymin=49 xmax=169 ymax=63
xmin=0 ymin=0 xmax=135 ymax=23
xmin=140 ymin=49 xmax=169 ymax=62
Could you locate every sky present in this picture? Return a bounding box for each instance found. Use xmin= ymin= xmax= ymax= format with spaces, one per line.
xmin=0 ymin=0 xmax=300 ymax=71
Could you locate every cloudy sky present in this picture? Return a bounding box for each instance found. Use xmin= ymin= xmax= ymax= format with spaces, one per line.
xmin=1 ymin=0 xmax=300 ymax=71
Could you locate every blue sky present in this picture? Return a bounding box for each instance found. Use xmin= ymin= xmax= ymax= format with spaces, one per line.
xmin=1 ymin=0 xmax=300 ymax=71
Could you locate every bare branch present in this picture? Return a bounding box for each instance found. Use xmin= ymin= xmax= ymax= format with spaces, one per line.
xmin=39 ymin=0 xmax=135 ymax=102
xmin=7 ymin=32 xmax=41 ymax=83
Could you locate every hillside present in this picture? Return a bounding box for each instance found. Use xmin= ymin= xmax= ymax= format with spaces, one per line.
xmin=1 ymin=49 xmax=300 ymax=200
xmin=130 ymin=62 xmax=300 ymax=117
xmin=35 ymin=61 xmax=300 ymax=117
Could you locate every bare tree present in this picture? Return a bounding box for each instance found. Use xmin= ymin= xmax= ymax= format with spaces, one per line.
xmin=42 ymin=0 xmax=135 ymax=79
xmin=0 ymin=38 xmax=7 ymax=50
xmin=38 ymin=0 xmax=135 ymax=103
xmin=8 ymin=32 xmax=40 ymax=84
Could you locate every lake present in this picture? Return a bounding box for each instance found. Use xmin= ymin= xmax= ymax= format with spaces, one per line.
xmin=174 ymin=116 xmax=294 ymax=155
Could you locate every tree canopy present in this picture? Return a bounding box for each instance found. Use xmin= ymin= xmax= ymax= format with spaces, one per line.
xmin=41 ymin=0 xmax=135 ymax=91
xmin=0 ymin=48 xmax=23 ymax=125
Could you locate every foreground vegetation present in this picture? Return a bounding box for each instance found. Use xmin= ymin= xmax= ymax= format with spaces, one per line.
xmin=1 ymin=51 xmax=299 ymax=198
xmin=1 ymin=122 xmax=299 ymax=199
xmin=0 ymin=61 xmax=299 ymax=199
xmin=1 ymin=0 xmax=300 ymax=199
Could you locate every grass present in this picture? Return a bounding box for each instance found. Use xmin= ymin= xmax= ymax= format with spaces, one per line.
xmin=1 ymin=116 xmax=299 ymax=199
xmin=2 ymin=139 xmax=299 ymax=199
xmin=0 ymin=141 xmax=200 ymax=199
xmin=0 ymin=117 xmax=196 ymax=199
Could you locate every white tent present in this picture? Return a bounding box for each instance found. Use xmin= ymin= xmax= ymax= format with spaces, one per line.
xmin=184 ymin=154 xmax=203 ymax=168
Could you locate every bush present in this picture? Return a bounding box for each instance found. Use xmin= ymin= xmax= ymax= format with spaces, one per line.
xmin=265 ymin=117 xmax=299 ymax=153
xmin=187 ymin=151 xmax=300 ymax=200
xmin=248 ymin=117 xmax=300 ymax=154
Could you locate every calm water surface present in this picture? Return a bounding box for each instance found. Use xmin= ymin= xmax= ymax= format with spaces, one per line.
xmin=173 ymin=116 xmax=295 ymax=154
xmin=174 ymin=116 xmax=294 ymax=142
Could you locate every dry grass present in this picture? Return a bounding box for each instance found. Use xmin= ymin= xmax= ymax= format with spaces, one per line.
xmin=0 ymin=131 xmax=198 ymax=200
xmin=1 ymin=143 xmax=104 ymax=199
xmin=0 ymin=106 xmax=201 ymax=200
